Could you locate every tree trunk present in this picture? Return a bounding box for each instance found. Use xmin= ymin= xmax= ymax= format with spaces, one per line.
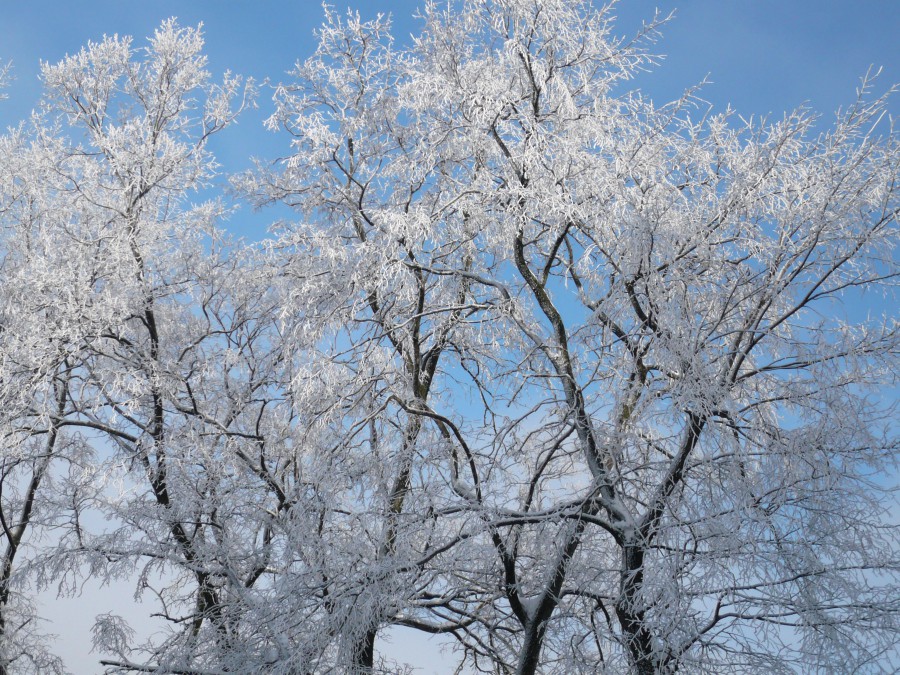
xmin=616 ymin=544 xmax=657 ymax=675
xmin=350 ymin=416 xmax=423 ymax=672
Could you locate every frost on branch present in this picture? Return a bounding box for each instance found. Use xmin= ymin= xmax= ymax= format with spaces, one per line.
xmin=0 ymin=62 xmax=10 ymax=99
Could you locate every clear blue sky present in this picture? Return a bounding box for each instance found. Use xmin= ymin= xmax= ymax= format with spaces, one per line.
xmin=2 ymin=2 xmax=899 ymax=673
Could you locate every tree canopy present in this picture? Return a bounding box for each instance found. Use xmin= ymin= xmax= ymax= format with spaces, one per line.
xmin=0 ymin=2 xmax=898 ymax=674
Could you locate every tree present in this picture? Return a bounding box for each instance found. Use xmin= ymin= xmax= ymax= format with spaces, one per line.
xmin=0 ymin=20 xmax=258 ymax=674
xmin=0 ymin=128 xmax=78 ymax=675
xmin=0 ymin=2 xmax=897 ymax=673
xmin=244 ymin=1 xmax=900 ymax=672
xmin=242 ymin=7 xmax=491 ymax=670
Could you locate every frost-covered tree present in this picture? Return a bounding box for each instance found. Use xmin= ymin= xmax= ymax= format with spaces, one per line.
xmin=0 ymin=2 xmax=897 ymax=674
xmin=240 ymin=8 xmax=490 ymax=670
xmin=0 ymin=20 xmax=256 ymax=674
xmin=243 ymin=1 xmax=900 ymax=673
xmin=0 ymin=125 xmax=77 ymax=675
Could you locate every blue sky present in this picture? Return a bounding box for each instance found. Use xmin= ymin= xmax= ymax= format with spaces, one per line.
xmin=2 ymin=2 xmax=899 ymax=673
